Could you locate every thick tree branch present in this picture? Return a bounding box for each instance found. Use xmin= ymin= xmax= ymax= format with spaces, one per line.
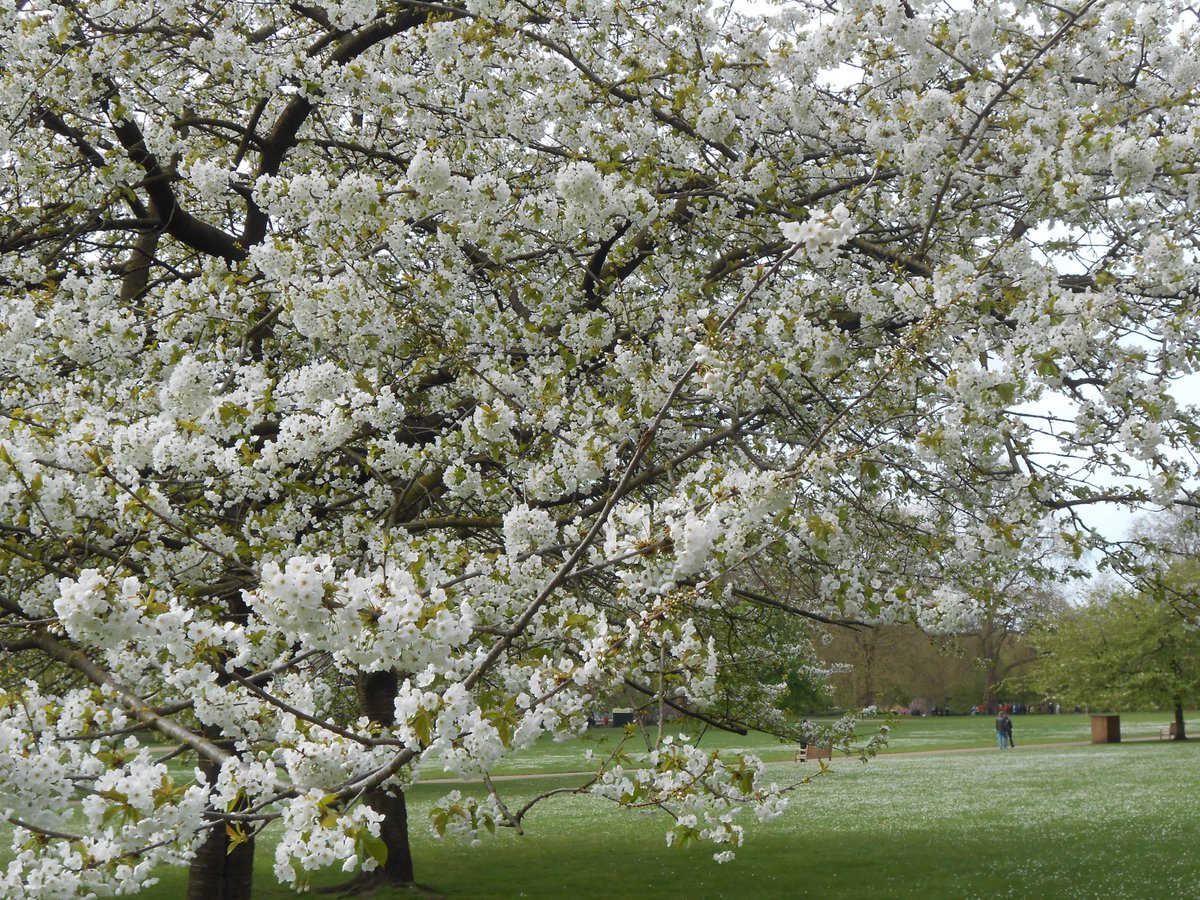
xmin=622 ymin=677 xmax=748 ymax=735
xmin=107 ymin=115 xmax=247 ymax=263
xmin=32 ymin=632 xmax=232 ymax=766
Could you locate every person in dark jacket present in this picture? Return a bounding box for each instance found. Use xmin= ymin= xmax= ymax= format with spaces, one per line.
xmin=996 ymin=711 xmax=1011 ymax=749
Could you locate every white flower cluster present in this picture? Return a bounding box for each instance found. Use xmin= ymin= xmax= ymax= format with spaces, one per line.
xmin=915 ymin=587 xmax=982 ymax=635
xmin=247 ymin=556 xmax=474 ymax=673
xmin=428 ymin=791 xmax=499 ymax=846
xmin=0 ymin=713 xmax=211 ymax=898
xmin=273 ymin=790 xmax=385 ymax=885
xmin=181 ymin=158 xmax=233 ymax=206
xmin=502 ymin=504 xmax=559 ymax=557
xmin=2 ymin=0 xmax=1199 ymax=893
xmin=780 ymin=203 xmax=855 ymax=266
xmin=554 ymin=161 xmax=655 ymax=231
xmin=54 ymin=570 xmax=251 ymax=677
xmin=693 ymin=342 xmax=731 ymax=398
xmin=593 ymin=736 xmax=788 ymax=864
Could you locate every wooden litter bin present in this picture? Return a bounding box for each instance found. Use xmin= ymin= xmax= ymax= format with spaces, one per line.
xmin=1091 ymin=714 xmax=1120 ymax=744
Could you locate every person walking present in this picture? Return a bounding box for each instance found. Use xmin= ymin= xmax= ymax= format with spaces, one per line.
xmin=996 ymin=710 xmax=1011 ymax=749
xmin=1004 ymin=713 xmax=1014 ymax=748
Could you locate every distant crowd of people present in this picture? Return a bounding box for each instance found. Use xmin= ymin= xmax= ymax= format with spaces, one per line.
xmin=898 ymin=701 xmax=1069 ymax=717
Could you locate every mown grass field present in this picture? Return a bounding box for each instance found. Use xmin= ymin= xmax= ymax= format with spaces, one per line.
xmin=5 ymin=713 xmax=1196 ymax=898
xmin=434 ymin=709 xmax=1190 ymax=775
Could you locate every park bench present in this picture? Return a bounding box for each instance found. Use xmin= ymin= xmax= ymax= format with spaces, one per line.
xmin=1159 ymin=723 xmax=1179 ymax=740
xmin=794 ymin=743 xmax=832 ymax=762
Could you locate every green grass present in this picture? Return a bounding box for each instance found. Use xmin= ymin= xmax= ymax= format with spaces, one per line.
xmin=412 ymin=742 xmax=1200 ymax=899
xmin=6 ymin=714 xmax=1197 ymax=898
xmin=420 ymin=710 xmax=1195 ymax=775
xmin=879 ymin=709 xmax=1190 ymax=753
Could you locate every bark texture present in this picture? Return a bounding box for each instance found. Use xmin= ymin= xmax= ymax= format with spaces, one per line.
xmin=355 ymin=669 xmax=416 ymax=886
xmin=187 ymin=750 xmax=254 ymax=900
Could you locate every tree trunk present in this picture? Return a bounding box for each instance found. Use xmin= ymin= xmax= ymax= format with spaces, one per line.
xmin=982 ymin=682 xmax=999 ymax=716
xmin=360 ymin=786 xmax=416 ymax=887
xmin=354 ymin=670 xmax=416 ymax=886
xmin=187 ymin=821 xmax=255 ymax=900
xmin=187 ymin=750 xmax=254 ymax=900
xmin=857 ymin=630 xmax=877 ymax=707
xmin=1174 ymin=699 xmax=1187 ymax=740
xmin=979 ymin=619 xmax=1002 ymax=716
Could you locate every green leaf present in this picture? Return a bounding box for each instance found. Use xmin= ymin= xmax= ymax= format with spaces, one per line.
xmin=226 ymin=823 xmax=248 ymax=854
xmin=318 ymin=793 xmax=339 ymax=811
xmin=361 ymin=831 xmax=389 ymax=867
xmin=431 ymin=810 xmax=449 ymax=837
xmin=101 ymin=805 xmax=124 ymax=828
xmin=993 ymin=382 xmax=1017 ymax=405
xmin=412 ymin=708 xmax=433 ymax=747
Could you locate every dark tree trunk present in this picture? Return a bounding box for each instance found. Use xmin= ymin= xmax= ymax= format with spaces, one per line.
xmin=1174 ymin=699 xmax=1187 ymax=740
xmin=856 ymin=630 xmax=877 ymax=708
xmin=187 ymin=820 xmax=255 ymax=900
xmin=359 ymin=786 xmax=416 ymax=888
xmin=357 ymin=669 xmax=400 ymax=724
xmin=186 ymin=591 xmax=258 ymax=900
xmin=353 ymin=670 xmax=416 ymax=886
xmin=187 ymin=750 xmax=254 ymax=900
xmin=980 ymin=619 xmax=1003 ymax=716
xmin=982 ymin=684 xmax=999 ymax=716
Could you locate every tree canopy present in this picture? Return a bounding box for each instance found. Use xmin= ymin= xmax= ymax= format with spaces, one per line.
xmin=2 ymin=0 xmax=1200 ymax=895
xmin=1015 ymin=581 xmax=1200 ymax=734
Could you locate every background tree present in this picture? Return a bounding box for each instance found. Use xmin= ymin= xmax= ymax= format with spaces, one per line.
xmin=961 ymin=573 xmax=1066 ymax=715
xmin=1015 ymin=582 xmax=1200 ymax=738
xmin=1125 ymin=507 xmax=1200 ymax=624
xmin=3 ymin=1 xmax=1200 ymax=896
xmin=819 ymin=624 xmax=978 ymax=712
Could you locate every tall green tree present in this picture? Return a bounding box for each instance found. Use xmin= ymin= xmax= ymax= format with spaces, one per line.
xmin=1017 ymin=585 xmax=1200 ymax=738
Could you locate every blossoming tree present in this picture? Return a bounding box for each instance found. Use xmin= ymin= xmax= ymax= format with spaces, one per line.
xmin=2 ymin=0 xmax=1199 ymax=896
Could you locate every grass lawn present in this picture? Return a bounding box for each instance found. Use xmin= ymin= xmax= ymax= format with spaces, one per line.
xmin=876 ymin=709 xmax=1188 ymax=753
xmin=409 ymin=741 xmax=1200 ymax=899
xmin=5 ymin=714 xmax=1196 ymax=898
xmin=429 ymin=709 xmax=1196 ymax=775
